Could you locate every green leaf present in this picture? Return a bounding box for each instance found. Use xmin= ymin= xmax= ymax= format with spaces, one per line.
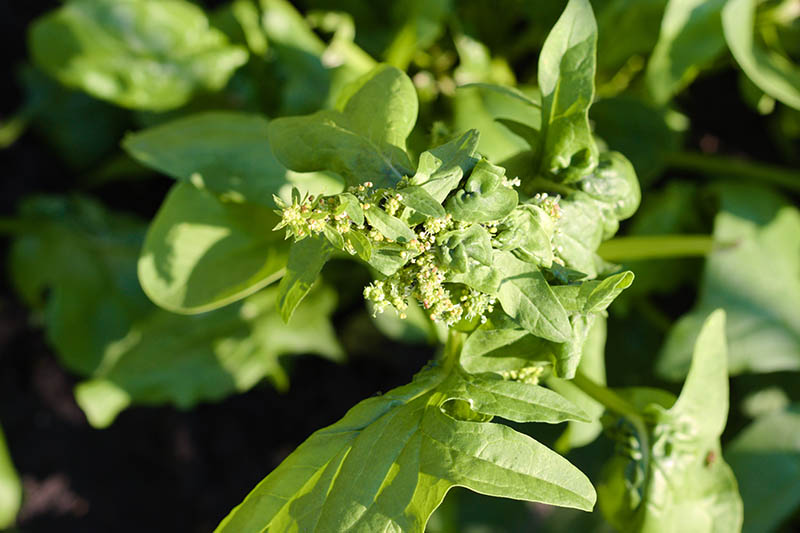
xmin=438 ymin=224 xmax=501 ymax=294
xmin=10 ymin=196 xmax=151 ymax=375
xmin=494 ymin=205 xmax=556 ymax=267
xmin=658 ymin=185 xmax=800 ymax=377
xmin=494 ymin=250 xmax=572 ymax=343
xmin=645 ymin=0 xmax=727 ymax=104
xmin=459 ymin=82 xmax=541 ymax=108
xmin=445 ymin=159 xmax=518 ymax=222
xmin=8 ymin=196 xmax=341 ymax=427
xmin=549 ymin=315 xmax=608 ymax=453
xmin=551 ymin=193 xmax=606 ymax=277
xmin=460 ymin=312 xmax=556 ymax=375
xmin=0 ymin=425 xmax=21 ymax=530
xmin=216 ymin=354 xmax=595 ymax=532
xmin=365 ymin=206 xmax=416 ymax=243
xmin=124 ymin=112 xmax=341 ymax=207
xmin=552 ymin=271 xmax=635 ymax=315
xmin=74 ymin=285 xmax=343 ymax=428
xmin=410 ymin=129 xmax=481 ymax=203
xmin=598 ymin=310 xmax=743 ymax=533
xmin=537 ymin=0 xmax=599 ymax=181
xmin=268 ymin=64 xmax=418 ymax=187
xmin=397 ymin=185 xmax=446 ymax=218
xmin=139 ymin=183 xmax=287 ymax=313
xmin=277 ymin=236 xmax=333 ymax=322
xmin=726 ymin=404 xmax=800 ymax=533
xmin=336 ymin=193 xmax=365 ymax=226
xmin=723 ymin=0 xmax=800 ymax=110
xmin=29 ymin=0 xmax=247 ymax=111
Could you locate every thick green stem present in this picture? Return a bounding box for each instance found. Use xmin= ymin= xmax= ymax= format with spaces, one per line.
xmin=598 ymin=234 xmax=715 ymax=261
xmin=571 ymin=371 xmax=651 ymax=466
xmin=666 ymin=151 xmax=800 ymax=193
xmin=440 ymin=329 xmax=465 ymax=370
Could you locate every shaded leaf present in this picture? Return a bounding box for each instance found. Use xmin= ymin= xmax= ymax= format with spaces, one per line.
xmin=139 ymin=183 xmax=287 ymax=313
xmin=645 ymin=0 xmax=727 ymax=104
xmin=658 ymin=185 xmax=800 ymax=377
xmin=29 ymin=0 xmax=247 ymax=111
xmin=723 ymin=0 xmax=800 ymax=110
xmin=124 ymin=112 xmax=341 ymax=207
xmin=216 ymin=356 xmax=595 ymax=532
xmin=277 ymin=236 xmax=333 ymax=322
xmin=726 ymin=404 xmax=800 ymax=533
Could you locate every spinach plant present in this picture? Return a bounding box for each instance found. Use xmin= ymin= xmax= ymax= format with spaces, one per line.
xmin=9 ymin=0 xmax=800 ymax=530
xmin=122 ymin=1 xmax=742 ymax=531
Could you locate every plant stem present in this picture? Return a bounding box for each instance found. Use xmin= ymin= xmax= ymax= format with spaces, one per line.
xmin=666 ymin=151 xmax=800 ymax=193
xmin=598 ymin=234 xmax=715 ymax=261
xmin=440 ymin=329 xmax=465 ymax=370
xmin=571 ymin=371 xmax=651 ymax=466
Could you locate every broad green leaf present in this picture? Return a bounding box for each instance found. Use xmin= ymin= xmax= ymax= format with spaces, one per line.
xmin=10 ymin=196 xmax=151 ymax=375
xmin=277 ymin=236 xmax=333 ymax=322
xmin=365 ymin=206 xmax=417 ymax=243
xmin=494 ymin=250 xmax=572 ymax=343
xmin=139 ymin=183 xmax=288 ymax=313
xmin=552 ymin=151 xmax=640 ymax=277
xmin=598 ymin=310 xmax=743 ymax=533
xmin=726 ymin=404 xmax=800 ymax=533
xmin=8 ymin=196 xmax=341 ymax=427
xmin=645 ymin=0 xmax=727 ymax=104
xmin=723 ymin=0 xmax=800 ymax=110
xmin=551 ymin=193 xmax=606 ymax=277
xmin=396 ymin=185 xmax=445 ymax=218
xmin=124 ymin=112 xmax=341 ymax=207
xmin=29 ymin=0 xmax=247 ymax=111
xmin=216 ymin=354 xmax=595 ymax=532
xmin=445 ymin=159 xmax=518 ymax=222
xmin=75 ymin=285 xmax=342 ymax=428
xmin=268 ymin=64 xmax=417 ymax=187
xmin=658 ymin=186 xmax=800 ymax=377
xmin=537 ymin=0 xmax=599 ymax=181
xmin=0 ymin=425 xmax=21 ymax=530
xmin=410 ymin=129 xmax=480 ymax=203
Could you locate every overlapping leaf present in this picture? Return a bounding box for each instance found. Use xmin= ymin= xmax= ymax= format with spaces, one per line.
xmin=658 ymin=185 xmax=800 ymax=377
xmin=726 ymin=404 xmax=800 ymax=533
xmin=216 ymin=348 xmax=596 ymax=533
xmin=8 ymin=196 xmax=342 ymax=427
xmin=268 ymin=64 xmax=418 ymax=187
xmin=723 ymin=0 xmax=800 ymax=110
xmin=598 ymin=311 xmax=743 ymax=533
xmin=29 ymin=0 xmax=248 ymax=111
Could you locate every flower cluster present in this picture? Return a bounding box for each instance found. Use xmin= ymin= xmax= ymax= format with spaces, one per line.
xmin=273 ymin=177 xmax=562 ymax=328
